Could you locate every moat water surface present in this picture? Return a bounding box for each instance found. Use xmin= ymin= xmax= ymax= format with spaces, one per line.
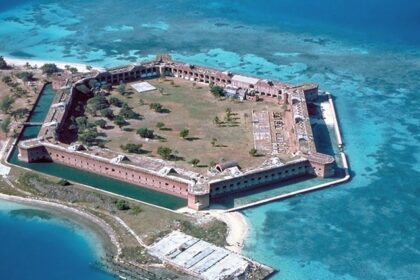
xmin=1 ymin=0 xmax=419 ymax=279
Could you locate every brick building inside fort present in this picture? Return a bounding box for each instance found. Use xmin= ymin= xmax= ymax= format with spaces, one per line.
xmin=18 ymin=56 xmax=335 ymax=210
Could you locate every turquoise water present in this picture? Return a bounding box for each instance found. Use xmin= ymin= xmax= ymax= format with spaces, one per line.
xmin=0 ymin=1 xmax=419 ymax=279
xmin=0 ymin=199 xmax=114 ymax=280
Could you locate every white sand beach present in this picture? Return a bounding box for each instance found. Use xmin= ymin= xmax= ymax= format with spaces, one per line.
xmin=209 ymin=210 xmax=249 ymax=253
xmin=3 ymin=56 xmax=102 ymax=73
xmin=177 ymin=205 xmax=249 ymax=253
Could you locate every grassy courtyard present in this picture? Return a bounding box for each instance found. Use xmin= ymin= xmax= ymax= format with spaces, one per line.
xmin=87 ymin=77 xmax=281 ymax=172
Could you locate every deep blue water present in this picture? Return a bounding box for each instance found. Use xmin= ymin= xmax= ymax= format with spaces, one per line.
xmin=0 ymin=200 xmax=114 ymax=280
xmin=0 ymin=1 xmax=419 ymax=279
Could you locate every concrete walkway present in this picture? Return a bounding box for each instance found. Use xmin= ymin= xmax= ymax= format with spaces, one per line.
xmin=0 ymin=139 xmax=11 ymax=177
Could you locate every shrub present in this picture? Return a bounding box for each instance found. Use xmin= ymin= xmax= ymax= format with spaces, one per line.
xmin=190 ymin=158 xmax=200 ymax=167
xmin=86 ymin=95 xmax=110 ymax=115
xmin=156 ymin=122 xmax=165 ymax=130
xmin=119 ymin=103 xmax=139 ymax=119
xmin=109 ymin=96 xmax=122 ymax=107
xmin=95 ymin=119 xmax=107 ymax=129
xmin=179 ymin=128 xmax=189 ymax=139
xmin=120 ymin=143 xmax=143 ymax=154
xmin=57 ymin=179 xmax=70 ymax=186
xmin=157 ymin=146 xmax=172 ymax=160
xmin=0 ymin=95 xmax=14 ymax=114
xmin=210 ymin=85 xmax=224 ymax=97
xmin=100 ymin=108 xmax=114 ymax=119
xmin=149 ymin=102 xmax=163 ymax=113
xmin=16 ymin=71 xmax=34 ymax=82
xmin=0 ymin=56 xmax=8 ymax=69
xmin=113 ymin=115 xmax=128 ymax=128
xmin=249 ymin=148 xmax=258 ymax=157
xmin=137 ymin=127 xmax=154 ymax=139
xmin=117 ymin=83 xmax=126 ymax=95
xmin=40 ymin=63 xmax=59 ymax=75
xmin=114 ymin=199 xmax=130 ymax=211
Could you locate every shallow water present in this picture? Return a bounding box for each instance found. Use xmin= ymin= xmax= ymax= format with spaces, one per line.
xmin=0 ymin=1 xmax=419 ymax=279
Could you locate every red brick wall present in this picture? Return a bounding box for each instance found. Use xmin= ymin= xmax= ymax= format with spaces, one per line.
xmin=44 ymin=146 xmax=189 ymax=198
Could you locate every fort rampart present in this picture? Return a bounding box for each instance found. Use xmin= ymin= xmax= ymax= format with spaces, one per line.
xmin=18 ymin=56 xmax=335 ymax=210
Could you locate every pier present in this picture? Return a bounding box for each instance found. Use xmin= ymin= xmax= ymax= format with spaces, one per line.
xmin=23 ymin=122 xmax=43 ymax=126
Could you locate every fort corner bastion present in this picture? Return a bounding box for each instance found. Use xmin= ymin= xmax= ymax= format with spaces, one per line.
xmin=18 ymin=55 xmax=335 ymax=210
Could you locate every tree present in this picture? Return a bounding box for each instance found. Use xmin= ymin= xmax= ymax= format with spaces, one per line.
xmin=74 ymin=116 xmax=94 ymax=131
xmin=95 ymin=119 xmax=107 ymax=129
xmin=0 ymin=116 xmax=11 ymax=136
xmin=179 ymin=128 xmax=189 ymax=139
xmin=109 ymin=96 xmax=122 ymax=107
xmin=136 ymin=127 xmax=154 ymax=139
xmin=190 ymin=158 xmax=200 ymax=167
xmin=117 ymin=83 xmax=126 ymax=95
xmin=87 ymin=95 xmax=110 ymax=115
xmin=210 ymin=85 xmax=224 ymax=97
xmin=156 ymin=122 xmax=165 ymax=130
xmin=69 ymin=67 xmax=78 ymax=74
xmin=149 ymin=102 xmax=163 ymax=113
xmin=40 ymin=63 xmax=59 ymax=75
xmin=120 ymin=143 xmax=143 ymax=154
xmin=249 ymin=148 xmax=258 ymax=157
xmin=16 ymin=71 xmax=34 ymax=82
xmin=78 ymin=128 xmax=99 ymax=145
xmin=119 ymin=103 xmax=139 ymax=119
xmin=0 ymin=56 xmax=9 ymax=69
xmin=157 ymin=146 xmax=172 ymax=160
xmin=100 ymin=108 xmax=114 ymax=119
xmin=0 ymin=95 xmax=15 ymax=114
xmin=113 ymin=115 xmax=127 ymax=129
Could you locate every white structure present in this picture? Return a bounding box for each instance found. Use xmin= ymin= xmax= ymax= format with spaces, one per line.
xmin=148 ymin=231 xmax=252 ymax=280
xmin=131 ymin=81 xmax=157 ymax=93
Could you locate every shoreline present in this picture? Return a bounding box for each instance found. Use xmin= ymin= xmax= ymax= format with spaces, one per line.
xmin=3 ymin=56 xmax=103 ymax=73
